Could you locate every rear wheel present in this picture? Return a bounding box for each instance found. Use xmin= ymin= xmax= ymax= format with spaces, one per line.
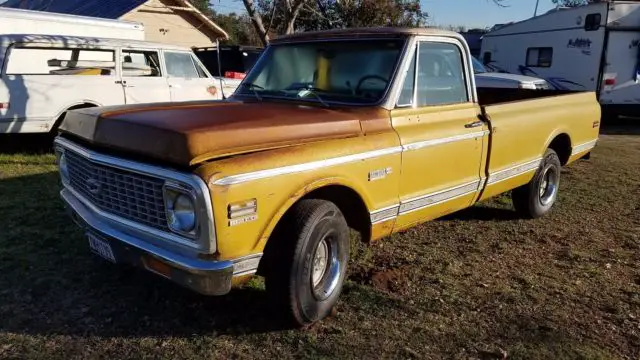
xmin=265 ymin=199 xmax=350 ymax=326
xmin=512 ymin=148 xmax=561 ymax=219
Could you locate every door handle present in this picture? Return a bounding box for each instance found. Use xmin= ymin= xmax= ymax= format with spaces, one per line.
xmin=115 ymin=80 xmax=126 ymax=85
xmin=464 ymin=120 xmax=484 ymax=128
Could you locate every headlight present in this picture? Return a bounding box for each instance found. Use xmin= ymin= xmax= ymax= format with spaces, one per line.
xmin=57 ymin=150 xmax=70 ymax=183
xmin=164 ymin=185 xmax=197 ymax=236
xmin=518 ymin=82 xmax=537 ymax=90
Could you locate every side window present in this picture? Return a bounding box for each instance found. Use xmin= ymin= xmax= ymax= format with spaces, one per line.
xmin=192 ymin=56 xmax=209 ymax=78
xmin=585 ymin=13 xmax=601 ymax=31
xmin=526 ymin=47 xmax=553 ymax=67
xmin=165 ymin=52 xmax=199 ymax=78
xmin=415 ymin=42 xmax=469 ymax=106
xmin=397 ymin=51 xmax=416 ymax=107
xmin=121 ymin=50 xmax=161 ymax=77
xmin=6 ymin=47 xmax=115 ymax=75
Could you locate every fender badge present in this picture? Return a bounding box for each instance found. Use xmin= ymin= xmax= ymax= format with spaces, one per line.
xmin=229 ymin=214 xmax=257 ymax=227
xmin=368 ymin=167 xmax=392 ymax=181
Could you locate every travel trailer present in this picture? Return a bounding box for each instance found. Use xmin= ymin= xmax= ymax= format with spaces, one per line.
xmin=0 ymin=7 xmax=145 ymax=40
xmin=481 ymin=1 xmax=640 ymax=118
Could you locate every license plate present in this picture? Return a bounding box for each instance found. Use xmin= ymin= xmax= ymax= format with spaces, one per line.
xmin=88 ymin=233 xmax=116 ymax=263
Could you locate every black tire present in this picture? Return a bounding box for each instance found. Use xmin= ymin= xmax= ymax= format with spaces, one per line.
xmin=265 ymin=199 xmax=350 ymax=326
xmin=512 ymin=148 xmax=561 ymax=219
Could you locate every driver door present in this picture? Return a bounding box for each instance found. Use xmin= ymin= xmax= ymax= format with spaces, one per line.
xmin=391 ymin=39 xmax=486 ymax=231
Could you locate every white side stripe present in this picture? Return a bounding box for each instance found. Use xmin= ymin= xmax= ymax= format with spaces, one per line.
xmin=487 ymin=158 xmax=541 ymax=185
xmin=399 ymin=180 xmax=480 ymax=215
xmin=213 ymin=146 xmax=403 ymax=185
xmin=402 ymin=130 xmax=488 ymax=151
xmin=571 ymin=139 xmax=598 ymax=156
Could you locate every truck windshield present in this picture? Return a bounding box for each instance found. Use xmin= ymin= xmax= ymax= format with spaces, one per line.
xmin=236 ymin=39 xmax=405 ymax=105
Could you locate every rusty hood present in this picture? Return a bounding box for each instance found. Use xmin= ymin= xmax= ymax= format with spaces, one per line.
xmin=59 ymin=100 xmax=381 ymax=167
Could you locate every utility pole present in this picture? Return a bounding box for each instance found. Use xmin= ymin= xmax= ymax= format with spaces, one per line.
xmin=534 ymin=0 xmax=540 ymax=16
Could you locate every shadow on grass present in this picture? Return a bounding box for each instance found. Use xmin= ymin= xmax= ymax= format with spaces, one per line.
xmin=599 ymin=120 xmax=640 ymax=136
xmin=442 ymin=205 xmax=519 ymax=222
xmin=0 ymin=172 xmax=294 ymax=339
xmin=0 ymin=134 xmax=54 ymax=154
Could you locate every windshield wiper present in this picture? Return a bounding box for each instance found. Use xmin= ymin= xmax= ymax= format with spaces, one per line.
xmin=239 ymin=82 xmax=263 ymax=101
xmin=290 ymin=86 xmax=330 ymax=108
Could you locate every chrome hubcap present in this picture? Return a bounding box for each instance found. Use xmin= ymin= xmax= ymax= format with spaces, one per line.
xmin=312 ymin=239 xmax=329 ymax=287
xmin=539 ymin=166 xmax=558 ymax=206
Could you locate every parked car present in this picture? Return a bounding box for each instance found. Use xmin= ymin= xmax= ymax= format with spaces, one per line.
xmin=0 ymin=35 xmax=220 ymax=134
xmin=55 ymin=27 xmax=600 ymax=326
xmin=472 ymin=57 xmax=550 ymax=90
xmin=193 ymin=45 xmax=263 ymax=96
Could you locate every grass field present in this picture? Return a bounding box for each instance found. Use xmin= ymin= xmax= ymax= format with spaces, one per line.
xmin=0 ymin=129 xmax=639 ymax=359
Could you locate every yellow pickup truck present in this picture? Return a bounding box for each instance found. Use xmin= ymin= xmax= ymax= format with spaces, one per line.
xmin=54 ymin=28 xmax=600 ymax=326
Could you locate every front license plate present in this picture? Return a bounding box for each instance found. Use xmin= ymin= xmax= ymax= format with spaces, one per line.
xmin=88 ymin=233 xmax=116 ymax=263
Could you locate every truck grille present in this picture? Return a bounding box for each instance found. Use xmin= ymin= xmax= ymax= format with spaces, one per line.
xmin=65 ymin=150 xmax=169 ymax=231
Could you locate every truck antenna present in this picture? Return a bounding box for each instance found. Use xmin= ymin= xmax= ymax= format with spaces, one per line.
xmin=216 ymin=38 xmax=226 ymax=100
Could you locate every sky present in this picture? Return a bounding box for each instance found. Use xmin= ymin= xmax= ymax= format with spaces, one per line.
xmin=211 ymin=0 xmax=559 ymax=29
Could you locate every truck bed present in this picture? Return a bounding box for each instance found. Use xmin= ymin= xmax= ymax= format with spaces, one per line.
xmin=477 ymin=88 xmax=577 ymax=106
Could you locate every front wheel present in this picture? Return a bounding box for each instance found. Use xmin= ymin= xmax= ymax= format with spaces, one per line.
xmin=512 ymin=148 xmax=561 ymax=219
xmin=265 ymin=199 xmax=350 ymax=326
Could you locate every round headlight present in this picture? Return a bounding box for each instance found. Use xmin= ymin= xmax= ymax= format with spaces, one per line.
xmin=58 ymin=152 xmax=70 ymax=182
xmin=167 ymin=193 xmax=196 ymax=233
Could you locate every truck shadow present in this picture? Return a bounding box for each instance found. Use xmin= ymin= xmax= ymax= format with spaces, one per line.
xmin=0 ymin=171 xmax=294 ymax=339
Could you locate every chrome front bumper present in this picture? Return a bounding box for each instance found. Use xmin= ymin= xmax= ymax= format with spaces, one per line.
xmin=61 ymin=188 xmax=237 ymax=296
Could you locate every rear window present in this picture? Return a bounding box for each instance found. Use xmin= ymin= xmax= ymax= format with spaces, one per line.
xmin=5 ymin=46 xmax=115 ymax=75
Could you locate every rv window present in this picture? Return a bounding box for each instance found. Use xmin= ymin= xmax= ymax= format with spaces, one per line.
xmin=526 ymin=47 xmax=553 ymax=68
xmin=121 ymin=50 xmax=161 ymax=77
xmin=5 ymin=47 xmax=115 ymax=75
xmin=585 ymin=13 xmax=601 ymax=31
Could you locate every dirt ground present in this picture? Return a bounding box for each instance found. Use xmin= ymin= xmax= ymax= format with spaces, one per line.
xmin=0 ymin=126 xmax=638 ymax=359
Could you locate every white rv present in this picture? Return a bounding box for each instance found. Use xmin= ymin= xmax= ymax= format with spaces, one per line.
xmin=481 ymin=1 xmax=640 ymax=118
xmin=0 ymin=7 xmax=145 ymax=40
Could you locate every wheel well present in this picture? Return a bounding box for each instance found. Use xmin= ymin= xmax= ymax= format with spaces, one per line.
xmin=548 ymin=133 xmax=571 ymax=165
xmin=52 ymin=103 xmax=98 ymax=131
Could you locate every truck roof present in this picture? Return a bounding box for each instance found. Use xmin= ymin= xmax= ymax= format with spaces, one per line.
xmin=271 ymin=27 xmax=463 ymax=44
xmin=2 ymin=34 xmax=194 ymax=52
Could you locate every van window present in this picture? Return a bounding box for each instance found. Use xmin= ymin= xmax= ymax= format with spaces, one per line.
xmin=585 ymin=13 xmax=601 ymax=31
xmin=415 ymin=42 xmax=469 ymax=106
xmin=121 ymin=50 xmax=161 ymax=77
xmin=165 ymin=52 xmax=199 ymax=78
xmin=526 ymin=47 xmax=553 ymax=67
xmin=192 ymin=57 xmax=209 ymax=78
xmin=5 ymin=47 xmax=115 ymax=75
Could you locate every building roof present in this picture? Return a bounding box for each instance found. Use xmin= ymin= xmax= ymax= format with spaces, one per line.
xmin=271 ymin=27 xmax=462 ymax=44
xmin=0 ymin=0 xmax=146 ymax=19
xmin=1 ymin=0 xmax=229 ymax=39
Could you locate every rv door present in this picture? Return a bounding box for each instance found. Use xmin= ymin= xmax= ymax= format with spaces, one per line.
xmin=600 ymin=31 xmax=640 ymax=112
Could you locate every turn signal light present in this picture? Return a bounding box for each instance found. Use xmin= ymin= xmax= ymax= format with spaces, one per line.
xmin=0 ymin=102 xmax=9 ymax=109
xmin=604 ymin=78 xmax=616 ymax=86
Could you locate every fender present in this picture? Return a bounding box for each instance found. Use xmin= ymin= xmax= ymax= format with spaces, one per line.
xmin=542 ymin=128 xmax=572 ymax=158
xmin=250 ymin=176 xmax=374 ymax=254
xmin=53 ymin=100 xmax=102 ymax=122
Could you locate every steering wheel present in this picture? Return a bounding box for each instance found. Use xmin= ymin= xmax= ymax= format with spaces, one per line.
xmin=355 ymin=75 xmax=389 ymax=93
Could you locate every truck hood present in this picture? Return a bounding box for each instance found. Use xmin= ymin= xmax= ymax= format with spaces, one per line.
xmin=59 ymin=100 xmax=372 ymax=167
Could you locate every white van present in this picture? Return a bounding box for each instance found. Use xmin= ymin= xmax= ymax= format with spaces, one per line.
xmin=0 ymin=35 xmax=221 ymax=134
xmin=481 ymin=1 xmax=640 ymax=118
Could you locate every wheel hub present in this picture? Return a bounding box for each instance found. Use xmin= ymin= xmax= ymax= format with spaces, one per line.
xmin=312 ymin=239 xmax=329 ymax=287
xmin=539 ymin=165 xmax=558 ymax=206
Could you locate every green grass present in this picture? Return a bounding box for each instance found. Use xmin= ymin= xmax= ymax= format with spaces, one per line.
xmin=1 ymin=132 xmax=639 ymax=359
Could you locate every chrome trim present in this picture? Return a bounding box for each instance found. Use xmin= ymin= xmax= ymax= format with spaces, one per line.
xmin=571 ymin=139 xmax=598 ymax=156
xmin=399 ymin=180 xmax=479 ymax=215
xmin=402 ymin=130 xmax=488 ymax=151
xmin=370 ymin=204 xmax=400 ymax=224
xmin=62 ymin=188 xmax=234 ymax=296
xmin=487 ymin=158 xmax=542 ymax=185
xmin=232 ymin=253 xmax=263 ymax=276
xmin=54 ymin=136 xmax=217 ymax=254
xmin=213 ymin=146 xmax=403 ymax=186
